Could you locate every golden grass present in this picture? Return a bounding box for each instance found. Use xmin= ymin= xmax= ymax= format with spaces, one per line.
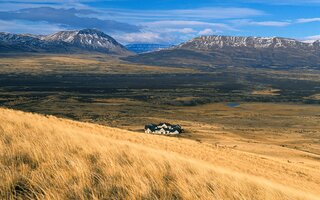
xmin=252 ymin=89 xmax=281 ymax=96
xmin=0 ymin=108 xmax=319 ymax=200
xmin=0 ymin=54 xmax=196 ymax=74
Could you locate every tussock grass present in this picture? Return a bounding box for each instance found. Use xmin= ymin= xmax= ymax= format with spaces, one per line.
xmin=0 ymin=108 xmax=319 ymax=200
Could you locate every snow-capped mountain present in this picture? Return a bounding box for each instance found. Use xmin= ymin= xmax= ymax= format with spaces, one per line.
xmin=313 ymin=40 xmax=320 ymax=49
xmin=42 ymin=29 xmax=130 ymax=55
xmin=125 ymin=35 xmax=320 ymax=69
xmin=0 ymin=29 xmax=131 ymax=55
xmin=178 ymin=36 xmax=319 ymax=50
xmin=0 ymin=32 xmax=69 ymax=53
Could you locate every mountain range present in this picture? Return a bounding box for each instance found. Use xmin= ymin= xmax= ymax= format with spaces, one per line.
xmin=125 ymin=35 xmax=320 ymax=69
xmin=0 ymin=29 xmax=131 ymax=55
xmin=1 ymin=29 xmax=320 ymax=68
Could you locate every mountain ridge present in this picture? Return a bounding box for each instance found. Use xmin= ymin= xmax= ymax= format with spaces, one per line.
xmin=0 ymin=29 xmax=132 ymax=55
xmin=124 ymin=35 xmax=320 ymax=69
xmin=2 ymin=31 xmax=320 ymax=68
xmin=178 ymin=35 xmax=320 ymax=50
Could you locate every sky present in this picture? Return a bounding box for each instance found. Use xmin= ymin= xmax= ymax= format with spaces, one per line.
xmin=0 ymin=0 xmax=319 ymax=44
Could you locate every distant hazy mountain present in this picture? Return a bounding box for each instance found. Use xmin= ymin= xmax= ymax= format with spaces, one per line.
xmin=0 ymin=29 xmax=132 ymax=55
xmin=124 ymin=35 xmax=320 ymax=69
xmin=125 ymin=44 xmax=172 ymax=54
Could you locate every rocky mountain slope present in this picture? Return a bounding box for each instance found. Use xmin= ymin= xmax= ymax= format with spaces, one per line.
xmin=178 ymin=35 xmax=320 ymax=50
xmin=0 ymin=32 xmax=70 ymax=53
xmin=124 ymin=36 xmax=320 ymax=69
xmin=0 ymin=29 xmax=131 ymax=55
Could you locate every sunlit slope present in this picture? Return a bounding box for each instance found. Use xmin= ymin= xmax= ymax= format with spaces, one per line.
xmin=0 ymin=108 xmax=319 ymax=200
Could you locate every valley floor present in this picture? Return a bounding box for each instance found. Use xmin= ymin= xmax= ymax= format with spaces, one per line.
xmin=0 ymin=54 xmax=319 ymax=199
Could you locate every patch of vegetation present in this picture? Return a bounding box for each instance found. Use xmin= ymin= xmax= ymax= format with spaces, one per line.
xmin=2 ymin=151 xmax=39 ymax=170
xmin=8 ymin=176 xmax=45 ymax=200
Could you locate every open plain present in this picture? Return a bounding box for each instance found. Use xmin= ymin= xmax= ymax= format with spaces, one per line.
xmin=0 ymin=54 xmax=319 ymax=199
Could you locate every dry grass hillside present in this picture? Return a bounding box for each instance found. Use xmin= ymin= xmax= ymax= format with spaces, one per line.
xmin=0 ymin=108 xmax=319 ymax=200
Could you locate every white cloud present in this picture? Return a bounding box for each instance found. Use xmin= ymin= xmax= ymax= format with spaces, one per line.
xmin=0 ymin=1 xmax=90 ymax=11
xmin=143 ymin=20 xmax=235 ymax=31
xmin=250 ymin=21 xmax=291 ymax=27
xmin=231 ymin=19 xmax=291 ymax=27
xmin=114 ymin=32 xmax=164 ymax=44
xmin=296 ymin=18 xmax=320 ymax=23
xmin=306 ymin=35 xmax=320 ymax=40
xmin=0 ymin=20 xmax=63 ymax=34
xmin=240 ymin=0 xmax=320 ymax=5
xmin=133 ymin=20 xmax=236 ymax=44
xmin=198 ymin=29 xmax=215 ymax=35
xmin=163 ymin=28 xmax=196 ymax=34
xmin=230 ymin=17 xmax=320 ymax=29
xmin=100 ymin=7 xmax=264 ymax=22
xmin=163 ymin=7 xmax=264 ymax=19
xmin=113 ymin=29 xmax=199 ymax=44
xmin=0 ymin=7 xmax=140 ymax=33
xmin=303 ymin=35 xmax=320 ymax=43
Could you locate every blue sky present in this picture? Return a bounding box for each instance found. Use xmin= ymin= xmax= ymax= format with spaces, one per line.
xmin=0 ymin=0 xmax=319 ymax=44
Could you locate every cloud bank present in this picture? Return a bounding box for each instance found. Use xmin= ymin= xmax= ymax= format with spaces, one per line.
xmin=0 ymin=7 xmax=141 ymax=33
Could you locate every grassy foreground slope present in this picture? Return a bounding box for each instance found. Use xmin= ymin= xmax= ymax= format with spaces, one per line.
xmin=0 ymin=108 xmax=319 ymax=200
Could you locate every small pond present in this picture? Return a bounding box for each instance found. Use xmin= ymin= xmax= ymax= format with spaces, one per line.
xmin=226 ymin=102 xmax=240 ymax=108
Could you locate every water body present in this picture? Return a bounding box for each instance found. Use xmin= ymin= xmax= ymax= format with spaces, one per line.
xmin=226 ymin=103 xmax=240 ymax=108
